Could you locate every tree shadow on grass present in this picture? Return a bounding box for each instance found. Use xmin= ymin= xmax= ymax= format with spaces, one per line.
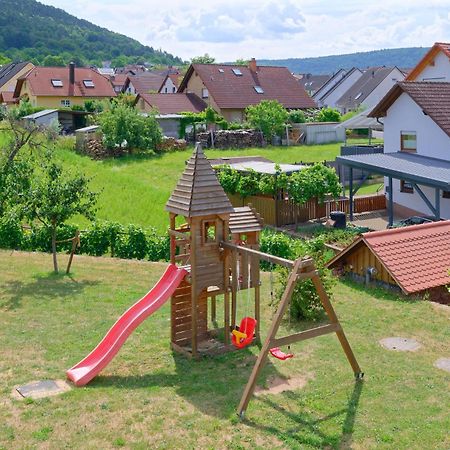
xmin=0 ymin=273 xmax=100 ymax=311
xmin=244 ymin=379 xmax=364 ymax=449
xmin=89 ymin=346 xmax=284 ymax=419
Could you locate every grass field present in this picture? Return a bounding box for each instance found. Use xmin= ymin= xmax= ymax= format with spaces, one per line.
xmin=1 ymin=250 xmax=449 ymax=449
xmin=54 ymin=139 xmax=380 ymax=232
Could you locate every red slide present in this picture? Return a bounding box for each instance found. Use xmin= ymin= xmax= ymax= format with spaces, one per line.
xmin=67 ymin=264 xmax=187 ymax=386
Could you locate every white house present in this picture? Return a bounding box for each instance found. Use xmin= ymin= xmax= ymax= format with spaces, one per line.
xmin=313 ymin=68 xmax=363 ymax=109
xmin=406 ymin=42 xmax=450 ymax=82
xmin=336 ymin=43 xmax=450 ymax=225
xmin=159 ymin=74 xmax=179 ymax=93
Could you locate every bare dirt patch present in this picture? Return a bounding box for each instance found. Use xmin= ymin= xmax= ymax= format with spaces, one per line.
xmin=255 ymin=372 xmax=314 ymax=396
xmin=379 ymin=337 xmax=422 ymax=352
xmin=434 ymin=357 xmax=450 ymax=373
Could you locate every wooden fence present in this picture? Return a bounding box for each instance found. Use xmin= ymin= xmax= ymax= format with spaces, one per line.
xmin=228 ymin=194 xmax=386 ymax=227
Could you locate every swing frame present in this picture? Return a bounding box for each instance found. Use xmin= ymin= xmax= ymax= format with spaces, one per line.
xmin=221 ymin=243 xmax=363 ymax=419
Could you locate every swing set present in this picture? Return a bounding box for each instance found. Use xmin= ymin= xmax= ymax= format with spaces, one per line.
xmin=165 ymin=143 xmax=362 ymax=418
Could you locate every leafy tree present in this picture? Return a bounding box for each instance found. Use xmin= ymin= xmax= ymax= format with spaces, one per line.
xmin=317 ymin=107 xmax=341 ymax=122
xmin=287 ymin=163 xmax=341 ymax=204
xmin=25 ymin=153 xmax=97 ymax=273
xmin=191 ymin=54 xmax=215 ymax=64
xmin=245 ymin=100 xmax=288 ymax=142
xmin=42 ymin=54 xmax=66 ymax=66
xmin=0 ymin=53 xmax=11 ymax=65
xmin=234 ymin=58 xmax=249 ymax=66
xmin=98 ymin=104 xmax=162 ymax=151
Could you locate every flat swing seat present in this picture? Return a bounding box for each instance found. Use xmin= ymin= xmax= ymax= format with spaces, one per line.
xmin=232 ymin=317 xmax=257 ymax=349
xmin=269 ymin=347 xmax=294 ymax=360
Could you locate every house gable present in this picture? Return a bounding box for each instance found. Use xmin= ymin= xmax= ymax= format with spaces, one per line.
xmin=406 ymin=42 xmax=450 ymax=81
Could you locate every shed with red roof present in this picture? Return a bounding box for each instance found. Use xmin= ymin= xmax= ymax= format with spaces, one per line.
xmin=327 ymin=221 xmax=450 ymax=301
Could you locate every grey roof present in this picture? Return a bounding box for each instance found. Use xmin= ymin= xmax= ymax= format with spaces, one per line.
xmin=224 ymin=161 xmax=306 ymax=175
xmin=336 ymin=67 xmax=398 ymax=111
xmin=314 ymin=68 xmax=361 ymax=102
xmin=166 ymin=143 xmax=234 ymax=217
xmin=0 ymin=61 xmax=30 ymax=89
xmin=312 ymin=68 xmax=347 ymax=101
xmin=337 ymin=152 xmax=450 ymax=189
xmin=337 ymin=109 xmax=383 ymax=130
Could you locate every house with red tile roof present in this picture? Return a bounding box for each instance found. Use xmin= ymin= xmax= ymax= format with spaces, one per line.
xmin=327 ymin=221 xmax=450 ymax=300
xmin=159 ymin=73 xmax=180 ymax=94
xmin=178 ymin=58 xmax=316 ymax=122
xmin=134 ymin=93 xmax=207 ymax=115
xmin=14 ymin=63 xmax=116 ymax=109
xmin=123 ymin=73 xmax=166 ymax=95
xmin=406 ymin=42 xmax=450 ymax=81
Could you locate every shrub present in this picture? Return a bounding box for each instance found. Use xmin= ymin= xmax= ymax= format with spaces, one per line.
xmin=0 ymin=215 xmax=23 ymax=249
xmin=115 ymin=224 xmax=148 ymax=260
xmin=317 ymin=107 xmax=341 ymax=123
xmin=288 ymin=109 xmax=306 ymax=123
xmin=80 ymin=222 xmax=110 ymax=256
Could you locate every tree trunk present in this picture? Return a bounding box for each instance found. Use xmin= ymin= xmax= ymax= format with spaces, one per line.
xmin=51 ymin=222 xmax=58 ymax=274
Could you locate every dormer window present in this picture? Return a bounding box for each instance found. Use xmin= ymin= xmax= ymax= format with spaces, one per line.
xmin=51 ymin=79 xmax=63 ymax=87
xmin=232 ymin=68 xmax=242 ymax=76
xmin=254 ymin=86 xmax=264 ymax=94
xmin=83 ymin=80 xmax=95 ymax=88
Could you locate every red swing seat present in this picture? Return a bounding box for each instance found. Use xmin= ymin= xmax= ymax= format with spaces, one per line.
xmin=232 ymin=317 xmax=257 ymax=349
xmin=269 ymin=347 xmax=294 ymax=360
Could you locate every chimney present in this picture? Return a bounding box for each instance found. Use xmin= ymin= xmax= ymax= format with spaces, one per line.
xmin=69 ymin=62 xmax=75 ymax=85
xmin=249 ymin=58 xmax=257 ymax=73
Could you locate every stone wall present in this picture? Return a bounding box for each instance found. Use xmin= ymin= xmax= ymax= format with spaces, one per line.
xmin=197 ymin=130 xmax=265 ymax=149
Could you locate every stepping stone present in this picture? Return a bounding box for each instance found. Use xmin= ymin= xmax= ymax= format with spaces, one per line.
xmin=434 ymin=358 xmax=450 ymax=373
xmin=379 ymin=337 xmax=421 ymax=352
xmin=15 ymin=379 xmax=71 ymax=399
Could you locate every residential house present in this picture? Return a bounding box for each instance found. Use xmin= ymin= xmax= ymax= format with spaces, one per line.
xmin=177 ymin=58 xmax=316 ymax=122
xmin=406 ymin=42 xmax=450 ymax=81
xmin=110 ymin=74 xmax=128 ymax=94
xmin=0 ymin=61 xmax=34 ymax=100
xmin=337 ymin=44 xmax=450 ymax=224
xmin=335 ymin=66 xmax=406 ymax=114
xmin=313 ymin=68 xmax=362 ymax=109
xmin=134 ymin=93 xmax=207 ymax=114
xmin=327 ymin=220 xmax=450 ymax=301
xmin=296 ymin=73 xmax=331 ymax=96
xmin=159 ymin=73 xmax=180 ymax=93
xmin=14 ymin=63 xmax=116 ymax=108
xmin=122 ymin=73 xmax=165 ymax=95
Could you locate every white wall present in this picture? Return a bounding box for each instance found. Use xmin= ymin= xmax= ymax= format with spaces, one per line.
xmin=363 ymin=67 xmax=405 ymax=111
xmin=319 ymin=69 xmax=363 ymax=108
xmin=418 ymin=51 xmax=450 ymax=81
xmin=384 ymin=92 xmax=450 ymax=218
xmin=159 ymin=77 xmax=177 ymax=93
xmin=314 ymin=70 xmax=346 ymax=103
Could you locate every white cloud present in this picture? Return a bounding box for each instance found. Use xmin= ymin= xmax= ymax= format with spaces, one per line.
xmin=39 ymin=0 xmax=450 ymax=62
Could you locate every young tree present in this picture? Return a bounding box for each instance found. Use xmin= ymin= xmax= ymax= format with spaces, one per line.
xmin=317 ymin=107 xmax=341 ymax=122
xmin=25 ymin=154 xmax=97 ymax=273
xmin=98 ymin=104 xmax=162 ymax=151
xmin=245 ymin=100 xmax=288 ymax=142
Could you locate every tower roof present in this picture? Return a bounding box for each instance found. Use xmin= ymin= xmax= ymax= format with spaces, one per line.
xmin=166 ymin=143 xmax=234 ymax=217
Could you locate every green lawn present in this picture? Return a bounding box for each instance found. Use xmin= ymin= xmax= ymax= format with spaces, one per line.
xmin=1 ymin=250 xmax=448 ymax=449
xmin=54 ymin=139 xmax=359 ymax=232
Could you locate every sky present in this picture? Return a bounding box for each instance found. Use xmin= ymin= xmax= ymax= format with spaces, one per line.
xmin=39 ymin=0 xmax=450 ymax=62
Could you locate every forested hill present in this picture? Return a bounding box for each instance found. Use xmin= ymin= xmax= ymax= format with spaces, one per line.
xmin=0 ymin=0 xmax=182 ymax=67
xmin=259 ymin=47 xmax=429 ymax=74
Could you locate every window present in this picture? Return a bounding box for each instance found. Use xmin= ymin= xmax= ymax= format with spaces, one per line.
xmin=60 ymin=99 xmax=71 ymax=107
xmin=254 ymin=86 xmax=264 ymax=94
xmin=172 ymin=86 xmax=176 ymax=93
xmin=202 ymin=221 xmax=217 ymax=244
xmin=400 ymin=180 xmax=413 ymax=194
xmin=218 ymin=68 xmax=224 ymax=73
xmin=83 ymin=80 xmax=95 ymax=88
xmin=202 ymin=88 xmax=209 ymax=98
xmin=401 ymin=131 xmax=417 ymax=152
xmin=354 ymin=92 xmax=362 ymax=100
xmin=164 ymin=87 xmax=168 ymax=93
xmin=443 ymin=191 xmax=450 ymax=199
xmin=51 ymin=79 xmax=63 ymax=87
xmin=232 ymin=68 xmax=242 ymax=76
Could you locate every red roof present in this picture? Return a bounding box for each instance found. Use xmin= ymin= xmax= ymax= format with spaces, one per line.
xmin=179 ymin=63 xmax=316 ymax=110
xmin=406 ymin=42 xmax=450 ymax=81
xmin=0 ymin=91 xmax=17 ymax=104
xmin=125 ymin=73 xmax=165 ymax=94
xmin=137 ymin=93 xmax=207 ymax=114
xmin=15 ymin=66 xmax=116 ymax=98
xmin=329 ymin=221 xmax=450 ymax=294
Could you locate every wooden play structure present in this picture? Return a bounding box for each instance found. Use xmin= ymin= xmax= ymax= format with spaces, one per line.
xmin=166 ymin=143 xmax=363 ymax=417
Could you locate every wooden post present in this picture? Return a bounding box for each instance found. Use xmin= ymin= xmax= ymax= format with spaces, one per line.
xmin=169 ymin=213 xmax=176 ymax=264
xmin=231 ymin=248 xmax=238 ymax=329
xmin=254 ymin=284 xmax=260 ymax=339
xmin=211 ymin=295 xmax=216 ymax=322
xmin=66 ymin=230 xmax=80 ymax=275
xmin=190 ymin=219 xmax=198 ymax=358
